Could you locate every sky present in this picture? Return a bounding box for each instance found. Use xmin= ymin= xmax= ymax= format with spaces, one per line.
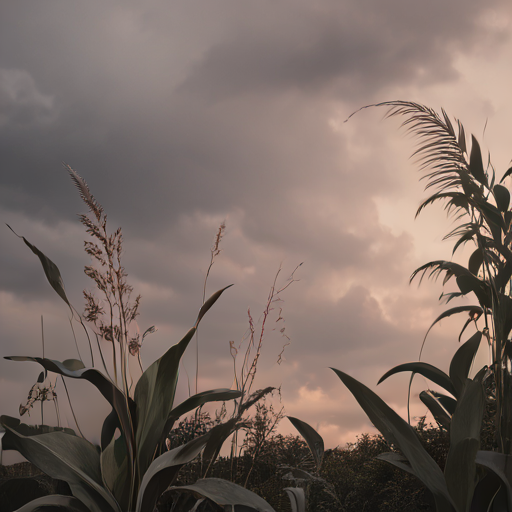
xmin=1 ymin=0 xmax=512 ymax=465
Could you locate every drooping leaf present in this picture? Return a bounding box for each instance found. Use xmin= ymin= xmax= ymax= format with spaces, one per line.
xmin=419 ymin=391 xmax=451 ymax=430
xmin=1 ymin=422 xmax=120 ymax=512
xmin=12 ymin=495 xmax=91 ymax=512
xmin=427 ymin=392 xmax=457 ymax=416
xmin=470 ymin=473 xmax=502 ymax=512
xmin=6 ymin=225 xmax=71 ymax=307
xmin=448 ymin=331 xmax=482 ymax=398
xmin=136 ymin=433 xmax=211 ymax=512
xmin=494 ymin=184 xmax=511 ymax=212
xmin=287 ymin=416 xmax=324 ymax=471
xmin=5 ymin=356 xmax=136 ymax=476
xmin=378 ymin=362 xmax=457 ymax=398
xmin=469 ymin=135 xmax=487 ymax=186
xmin=444 ymin=378 xmax=485 ymax=512
xmin=284 ymin=487 xmax=305 ymax=512
xmin=167 ymin=478 xmax=277 ymax=512
xmin=332 ymin=368 xmax=455 ymax=511
xmin=0 ymin=415 xmax=75 ymax=437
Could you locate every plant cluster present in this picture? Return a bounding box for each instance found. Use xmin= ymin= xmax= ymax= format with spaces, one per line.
xmin=5 ymin=101 xmax=512 ymax=512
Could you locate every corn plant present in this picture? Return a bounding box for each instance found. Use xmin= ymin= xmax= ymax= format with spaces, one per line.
xmin=319 ymin=102 xmax=512 ymax=511
xmin=0 ymin=168 xmax=283 ymax=512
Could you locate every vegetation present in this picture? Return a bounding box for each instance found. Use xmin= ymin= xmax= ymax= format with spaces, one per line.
xmin=5 ymin=101 xmax=512 ymax=511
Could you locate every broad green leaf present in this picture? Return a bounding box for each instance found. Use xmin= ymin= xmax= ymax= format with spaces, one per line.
xmin=136 ymin=433 xmax=211 ymax=512
xmin=287 ymin=416 xmax=324 ymax=471
xmin=378 ymin=362 xmax=457 ymax=398
xmin=134 ymin=327 xmax=195 ymax=479
xmin=448 ymin=331 xmax=482 ymax=397
xmin=419 ymin=391 xmax=451 ymax=429
xmin=445 ymin=378 xmax=485 ymax=512
xmin=494 ymin=184 xmax=510 ymax=212
xmin=7 ymin=225 xmax=70 ymax=306
xmin=284 ymin=487 xmax=305 ymax=512
xmin=1 ymin=423 xmax=120 ymax=512
xmin=469 ymin=135 xmax=487 ymax=186
xmin=425 ymin=392 xmax=457 ymax=415
xmin=5 ymin=356 xmax=136 ymax=476
xmin=101 ymin=432 xmax=130 ymax=511
xmin=134 ymin=285 xmax=231 ymax=478
xmin=332 ymin=368 xmax=455 ymax=511
xmin=167 ymin=478 xmax=276 ymax=512
xmin=12 ymin=495 xmax=91 ymax=512
xmin=476 ymin=451 xmax=512 ymax=511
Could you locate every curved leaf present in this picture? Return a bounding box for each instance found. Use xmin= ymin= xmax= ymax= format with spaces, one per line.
xmin=195 ymin=284 xmax=234 ymax=328
xmin=284 ymin=487 xmax=305 ymax=512
xmin=136 ymin=433 xmax=211 ymax=512
xmin=469 ymin=135 xmax=487 ymax=186
xmin=332 ymin=368 xmax=455 ymax=511
xmin=159 ymin=388 xmax=241 ymax=452
xmin=475 ymin=451 xmax=512 ymax=510
xmin=468 ymin=249 xmax=483 ymax=277
xmin=378 ymin=362 xmax=456 ymax=398
xmin=5 ymin=356 xmax=136 ymax=476
xmin=6 ymin=225 xmax=70 ymax=307
xmin=134 ymin=327 xmax=195 ymax=479
xmin=101 ymin=432 xmax=130 ymax=511
xmin=167 ymin=478 xmax=276 ymax=512
xmin=1 ymin=423 xmax=120 ymax=512
xmin=135 ymin=285 xmax=231 ymax=478
xmin=419 ymin=391 xmax=451 ymax=430
xmin=448 ymin=331 xmax=482 ymax=397
xmin=287 ymin=416 xmax=324 ymax=471
xmin=494 ymin=184 xmax=510 ymax=212
xmin=376 ymin=452 xmax=417 ymax=477
xmin=12 ymin=495 xmax=91 ymax=512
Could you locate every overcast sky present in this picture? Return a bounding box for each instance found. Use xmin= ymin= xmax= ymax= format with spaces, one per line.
xmin=1 ymin=0 xmax=512 ymax=464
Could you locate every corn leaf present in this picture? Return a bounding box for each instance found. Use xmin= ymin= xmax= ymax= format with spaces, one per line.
xmin=494 ymin=184 xmax=510 ymax=212
xmin=378 ymin=362 xmax=457 ymax=398
xmin=167 ymin=478 xmax=277 ymax=512
xmin=1 ymin=422 xmax=120 ymax=512
xmin=101 ymin=432 xmax=130 ymax=511
xmin=448 ymin=331 xmax=482 ymax=398
xmin=135 ymin=433 xmax=211 ymax=512
xmin=475 ymin=451 xmax=512 ymax=510
xmin=469 ymin=135 xmax=487 ymax=186
xmin=12 ymin=495 xmax=91 ymax=512
xmin=419 ymin=391 xmax=451 ymax=429
xmin=7 ymin=225 xmax=70 ymax=307
xmin=284 ymin=487 xmax=305 ymax=512
xmin=445 ymin=378 xmax=485 ymax=512
xmin=134 ymin=284 xmax=231 ymax=478
xmin=376 ymin=452 xmax=417 ymax=477
xmin=332 ymin=368 xmax=455 ymax=511
xmin=287 ymin=416 xmax=324 ymax=471
xmin=5 ymin=356 xmax=136 ymax=476
xmin=159 ymin=388 xmax=242 ymax=450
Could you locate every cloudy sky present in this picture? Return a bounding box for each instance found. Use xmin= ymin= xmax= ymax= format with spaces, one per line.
xmin=1 ymin=0 xmax=512 ymax=464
